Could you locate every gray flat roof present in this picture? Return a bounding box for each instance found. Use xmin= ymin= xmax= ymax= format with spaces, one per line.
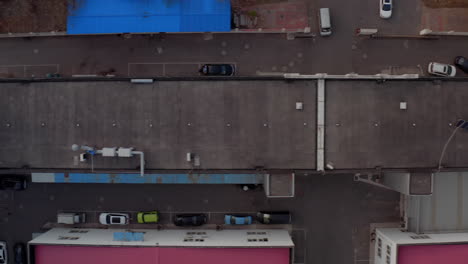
xmin=2 ymin=79 xmax=468 ymax=171
xmin=325 ymin=80 xmax=468 ymax=170
xmin=0 ymin=80 xmax=317 ymax=170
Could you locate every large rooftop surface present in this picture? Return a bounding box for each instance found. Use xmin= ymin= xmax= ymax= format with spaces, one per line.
xmin=325 ymin=80 xmax=468 ymax=169
xmin=1 ymin=79 xmax=468 ymax=171
xmin=0 ymin=80 xmax=316 ymax=170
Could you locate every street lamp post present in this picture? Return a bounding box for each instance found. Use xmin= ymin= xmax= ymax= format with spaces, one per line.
xmin=438 ymin=119 xmax=467 ymax=171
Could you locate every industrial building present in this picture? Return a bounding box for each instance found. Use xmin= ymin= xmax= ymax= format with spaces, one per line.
xmin=29 ymin=228 xmax=294 ymax=264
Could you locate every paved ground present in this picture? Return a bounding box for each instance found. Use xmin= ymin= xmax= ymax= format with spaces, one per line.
xmin=233 ymin=1 xmax=310 ymax=30
xmin=351 ymin=0 xmax=423 ymax=35
xmin=0 ymin=174 xmax=400 ymax=264
xmin=421 ymin=6 xmax=468 ymax=32
xmin=0 ymin=33 xmax=466 ymax=78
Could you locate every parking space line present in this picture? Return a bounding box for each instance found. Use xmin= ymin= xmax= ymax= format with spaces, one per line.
xmin=0 ymin=64 xmax=60 ymax=77
xmin=128 ymin=62 xmax=237 ymax=77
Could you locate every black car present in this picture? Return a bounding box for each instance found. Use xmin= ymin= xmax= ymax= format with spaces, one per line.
xmin=173 ymin=214 xmax=207 ymax=226
xmin=455 ymin=56 xmax=468 ymax=74
xmin=256 ymin=211 xmax=291 ymax=224
xmin=14 ymin=243 xmax=26 ymax=264
xmin=0 ymin=176 xmax=27 ymax=191
xmin=199 ymin=64 xmax=235 ymax=76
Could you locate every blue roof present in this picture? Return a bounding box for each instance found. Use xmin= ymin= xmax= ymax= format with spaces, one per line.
xmin=67 ymin=0 xmax=231 ymax=34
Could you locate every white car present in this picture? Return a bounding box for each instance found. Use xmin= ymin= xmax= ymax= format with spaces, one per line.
xmin=380 ymin=0 xmax=392 ymax=19
xmin=428 ymin=62 xmax=457 ymax=77
xmin=0 ymin=241 xmax=6 ymax=264
xmin=99 ymin=213 xmax=129 ymax=225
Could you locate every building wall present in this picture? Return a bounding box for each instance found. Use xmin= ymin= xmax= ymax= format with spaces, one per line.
xmin=376 ymin=228 xmax=468 ymax=245
xmin=374 ymin=231 xmax=397 ymax=264
xmin=375 ymin=228 xmax=468 ymax=264
xmin=34 ymin=245 xmax=290 ymax=264
xmin=382 ymin=173 xmax=410 ymax=195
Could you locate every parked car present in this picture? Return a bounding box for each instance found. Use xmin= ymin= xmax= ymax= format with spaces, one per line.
xmin=428 ymin=62 xmax=456 ymax=77
xmin=173 ymin=214 xmax=207 ymax=226
xmin=319 ymin=8 xmax=332 ymax=36
xmin=57 ymin=213 xmax=86 ymax=224
xmin=379 ymin=0 xmax=392 ymax=19
xmin=0 ymin=241 xmax=7 ymax=264
xmin=99 ymin=213 xmax=129 ymax=225
xmin=14 ymin=243 xmax=26 ymax=264
xmin=137 ymin=211 xmax=159 ymax=223
xmin=455 ymin=56 xmax=468 ymax=74
xmin=224 ymin=215 xmax=253 ymax=225
xmin=0 ymin=176 xmax=27 ymax=191
xmin=199 ymin=64 xmax=235 ymax=76
xmin=257 ymin=211 xmax=291 ymax=224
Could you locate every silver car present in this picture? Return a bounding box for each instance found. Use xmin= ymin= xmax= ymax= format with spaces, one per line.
xmin=380 ymin=0 xmax=392 ymax=19
xmin=428 ymin=62 xmax=456 ymax=77
xmin=99 ymin=213 xmax=129 ymax=225
xmin=0 ymin=241 xmax=7 ymax=264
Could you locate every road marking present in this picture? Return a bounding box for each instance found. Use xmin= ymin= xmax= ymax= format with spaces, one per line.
xmin=0 ymin=64 xmax=60 ymax=77
xmin=128 ymin=62 xmax=237 ymax=77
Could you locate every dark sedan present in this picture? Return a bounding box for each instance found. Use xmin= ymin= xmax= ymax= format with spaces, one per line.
xmin=173 ymin=214 xmax=207 ymax=226
xmin=0 ymin=176 xmax=27 ymax=191
xmin=455 ymin=56 xmax=468 ymax=74
xmin=199 ymin=64 xmax=235 ymax=76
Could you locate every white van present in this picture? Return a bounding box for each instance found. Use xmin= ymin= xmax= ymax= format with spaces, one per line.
xmin=57 ymin=213 xmax=86 ymax=224
xmin=319 ymin=8 xmax=332 ymax=36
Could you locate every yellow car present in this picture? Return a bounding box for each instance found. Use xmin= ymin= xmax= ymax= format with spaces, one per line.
xmin=137 ymin=211 xmax=159 ymax=223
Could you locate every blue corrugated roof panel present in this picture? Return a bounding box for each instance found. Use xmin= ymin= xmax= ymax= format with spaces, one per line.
xmin=67 ymin=0 xmax=231 ymax=34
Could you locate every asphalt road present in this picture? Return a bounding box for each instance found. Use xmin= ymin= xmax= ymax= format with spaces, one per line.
xmin=0 ymin=174 xmax=400 ymax=264
xmin=0 ymin=32 xmax=466 ymax=78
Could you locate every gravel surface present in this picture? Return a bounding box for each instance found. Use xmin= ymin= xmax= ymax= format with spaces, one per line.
xmin=422 ymin=0 xmax=468 ymax=8
xmin=0 ymin=0 xmax=68 ymax=33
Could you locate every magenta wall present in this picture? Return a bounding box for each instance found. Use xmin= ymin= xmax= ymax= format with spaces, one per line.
xmin=35 ymin=245 xmax=290 ymax=264
xmin=35 ymin=245 xmax=159 ymax=264
xmin=160 ymin=248 xmax=290 ymax=264
xmin=398 ymin=244 xmax=468 ymax=264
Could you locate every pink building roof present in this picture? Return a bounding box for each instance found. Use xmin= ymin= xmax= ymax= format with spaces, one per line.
xmin=398 ymin=244 xmax=468 ymax=264
xmin=35 ymin=245 xmax=290 ymax=264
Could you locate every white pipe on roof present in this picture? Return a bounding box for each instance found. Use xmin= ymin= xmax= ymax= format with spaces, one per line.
xmin=132 ymin=151 xmax=145 ymax=177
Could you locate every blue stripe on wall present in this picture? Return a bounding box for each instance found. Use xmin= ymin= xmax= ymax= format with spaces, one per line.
xmin=40 ymin=173 xmax=264 ymax=184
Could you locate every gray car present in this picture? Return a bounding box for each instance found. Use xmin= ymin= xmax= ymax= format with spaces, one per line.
xmin=0 ymin=241 xmax=7 ymax=264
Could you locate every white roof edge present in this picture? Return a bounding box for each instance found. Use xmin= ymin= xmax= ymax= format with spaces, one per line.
xmin=29 ymin=228 xmax=294 ymax=248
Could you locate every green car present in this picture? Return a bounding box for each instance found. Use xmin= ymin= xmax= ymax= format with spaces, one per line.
xmin=137 ymin=211 xmax=159 ymax=223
